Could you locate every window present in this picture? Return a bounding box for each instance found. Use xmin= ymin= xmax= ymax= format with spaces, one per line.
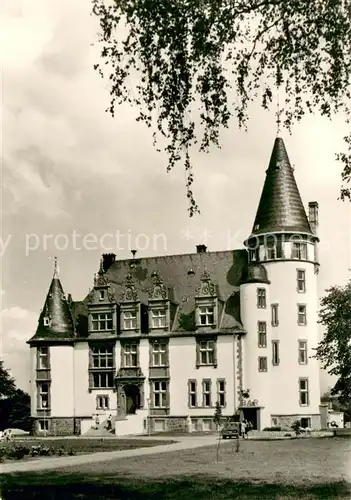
xmin=249 ymin=248 xmax=258 ymax=262
xmin=91 ymin=312 xmax=113 ymax=331
xmin=38 ymin=346 xmax=49 ymax=369
xmin=123 ymin=310 xmax=137 ymax=330
xmin=258 ymin=357 xmax=267 ymax=372
xmin=96 ymin=395 xmax=109 ymax=410
xmin=300 ymin=417 xmax=311 ymax=428
xmin=151 ymin=309 xmax=166 ymax=328
xmin=123 ymin=343 xmax=138 ymax=367
xmin=99 ymin=290 xmax=105 ymax=300
xmin=276 ymin=240 xmax=283 ymax=258
xmin=92 ymin=372 xmax=114 ymax=388
xmin=298 ymin=340 xmax=308 ymax=364
xmin=217 ymin=379 xmax=226 ymax=407
xmin=38 ymin=420 xmax=49 ymax=432
xmin=297 ymin=270 xmax=306 ymax=292
xmin=188 ymin=380 xmax=197 ymax=408
xmin=265 ymin=237 xmax=276 ymax=259
xmin=198 ymin=340 xmax=215 ymax=365
xmin=151 ymin=342 xmax=167 ymax=366
xmin=152 ymin=380 xmax=168 ymax=408
xmin=271 ymin=304 xmax=279 ymax=326
xmin=92 ymin=345 xmax=114 ymax=368
xmin=299 ymin=378 xmax=309 ymax=406
xmin=298 ymin=305 xmax=307 ymax=325
xmin=257 ymin=288 xmax=266 ymax=308
xmin=198 ymin=306 xmax=215 ymax=325
xmin=38 ymin=382 xmax=49 ymax=409
xmin=258 ymin=321 xmax=267 ymax=347
xmin=43 ymin=317 xmax=50 ymax=326
xmin=292 ymin=242 xmax=307 ymax=260
xmin=202 ymin=379 xmax=212 ymax=407
xmin=272 ymin=340 xmax=280 ymax=365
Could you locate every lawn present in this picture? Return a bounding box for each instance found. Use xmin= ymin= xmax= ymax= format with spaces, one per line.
xmin=0 ymin=437 xmax=173 ymax=461
xmin=1 ymin=437 xmax=350 ymax=499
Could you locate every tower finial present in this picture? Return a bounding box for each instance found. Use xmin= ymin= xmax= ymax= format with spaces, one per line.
xmin=276 ymin=65 xmax=282 ymax=137
xmin=53 ymin=256 xmax=59 ymax=279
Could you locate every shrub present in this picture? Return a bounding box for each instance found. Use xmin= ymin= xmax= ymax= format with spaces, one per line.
xmin=68 ymin=448 xmax=75 ymax=456
xmin=7 ymin=445 xmax=29 ymax=460
xmin=263 ymin=426 xmax=282 ymax=431
xmin=291 ymin=420 xmax=302 ymax=435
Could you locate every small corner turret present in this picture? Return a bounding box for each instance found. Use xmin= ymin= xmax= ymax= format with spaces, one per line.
xmin=28 ymin=257 xmax=75 ymax=343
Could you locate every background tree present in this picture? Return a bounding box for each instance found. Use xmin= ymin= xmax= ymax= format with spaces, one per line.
xmin=0 ymin=360 xmax=31 ymax=431
xmin=314 ymin=282 xmax=351 ymax=406
xmin=92 ymin=0 xmax=351 ymax=215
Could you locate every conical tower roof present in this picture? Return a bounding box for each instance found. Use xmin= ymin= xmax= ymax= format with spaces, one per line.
xmin=30 ymin=258 xmax=74 ymax=341
xmin=249 ymin=137 xmax=312 ymax=237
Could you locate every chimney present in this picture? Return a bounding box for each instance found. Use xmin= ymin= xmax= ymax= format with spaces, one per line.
xmin=308 ymin=201 xmax=319 ymax=234
xmin=196 ymin=244 xmax=207 ymax=254
xmin=102 ymin=253 xmax=116 ymax=272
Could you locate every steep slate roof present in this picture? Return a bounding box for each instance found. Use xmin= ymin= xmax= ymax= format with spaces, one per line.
xmin=28 ymin=261 xmax=75 ymax=342
xmin=72 ymin=249 xmax=249 ymax=337
xmin=249 ymin=137 xmax=312 ymax=237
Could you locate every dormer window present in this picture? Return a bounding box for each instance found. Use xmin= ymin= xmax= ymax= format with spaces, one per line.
xmin=43 ymin=317 xmax=50 ymax=327
xmin=292 ymin=242 xmax=307 ymax=260
xmin=198 ymin=306 xmax=214 ymax=326
xmin=99 ymin=290 xmax=105 ymax=301
xmin=123 ymin=310 xmax=137 ymax=330
xmin=151 ymin=309 xmax=166 ymax=329
xmin=91 ymin=312 xmax=113 ymax=331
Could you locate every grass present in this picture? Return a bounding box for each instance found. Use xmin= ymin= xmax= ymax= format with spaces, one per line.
xmin=1 ymin=437 xmax=350 ymax=499
xmin=0 ymin=437 xmax=173 ymax=461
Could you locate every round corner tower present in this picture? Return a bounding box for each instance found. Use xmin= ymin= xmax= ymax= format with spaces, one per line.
xmin=240 ymin=137 xmax=321 ymax=431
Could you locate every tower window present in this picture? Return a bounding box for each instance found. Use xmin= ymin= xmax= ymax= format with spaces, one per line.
xmin=297 ymin=270 xmax=306 ymax=292
xmin=217 ymin=379 xmax=226 ymax=407
xmin=257 ymin=288 xmax=266 ymax=308
xmin=37 ymin=346 xmax=49 ymax=369
xmin=298 ymin=340 xmax=308 ymax=364
xmin=297 ymin=305 xmax=307 ymax=325
xmin=265 ymin=237 xmax=276 ymax=259
xmin=258 ymin=357 xmax=268 ymax=372
xmin=43 ymin=317 xmax=50 ymax=326
xmin=258 ymin=321 xmax=267 ymax=347
xmin=299 ymin=378 xmax=309 ymax=406
xmin=292 ymin=242 xmax=307 ymax=260
xmin=272 ymin=341 xmax=279 ymax=365
xmin=38 ymin=382 xmax=49 ymax=409
xmin=188 ymin=380 xmax=197 ymax=408
xmin=271 ymin=304 xmax=279 ymax=326
xmin=202 ymin=379 xmax=212 ymax=407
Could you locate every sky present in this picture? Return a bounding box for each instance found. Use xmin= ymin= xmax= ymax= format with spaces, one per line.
xmin=0 ymin=0 xmax=350 ymax=394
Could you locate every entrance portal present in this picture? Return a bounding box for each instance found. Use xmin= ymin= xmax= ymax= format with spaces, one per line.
xmin=242 ymin=407 xmax=260 ymax=430
xmin=124 ymin=384 xmax=140 ymax=414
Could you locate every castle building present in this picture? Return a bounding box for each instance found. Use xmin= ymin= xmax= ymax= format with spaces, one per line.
xmin=28 ymin=137 xmax=322 ymax=435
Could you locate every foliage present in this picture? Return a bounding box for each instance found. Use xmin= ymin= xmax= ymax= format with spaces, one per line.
xmin=263 ymin=426 xmax=282 ymax=431
xmin=92 ymin=0 xmax=351 ymax=215
xmin=314 ymin=282 xmax=351 ymax=406
xmin=213 ymin=401 xmax=223 ymax=428
xmin=291 ymin=419 xmax=301 ymax=435
xmin=0 ymin=360 xmax=16 ymax=398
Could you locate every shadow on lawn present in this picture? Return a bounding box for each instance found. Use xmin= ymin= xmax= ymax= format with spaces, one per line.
xmin=1 ymin=475 xmax=350 ymax=499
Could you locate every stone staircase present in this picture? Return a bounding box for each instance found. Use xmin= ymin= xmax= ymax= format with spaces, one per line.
xmin=83 ymin=415 xmax=122 ymax=437
xmin=114 ymin=410 xmax=148 ymax=437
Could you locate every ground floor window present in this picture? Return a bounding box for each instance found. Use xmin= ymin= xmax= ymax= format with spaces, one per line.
xmin=300 ymin=417 xmax=311 ymax=428
xmin=38 ymin=420 xmax=49 ymax=432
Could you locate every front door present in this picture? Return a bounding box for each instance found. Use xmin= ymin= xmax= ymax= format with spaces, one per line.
xmin=124 ymin=384 xmax=140 ymax=415
xmin=242 ymin=408 xmax=259 ymax=430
